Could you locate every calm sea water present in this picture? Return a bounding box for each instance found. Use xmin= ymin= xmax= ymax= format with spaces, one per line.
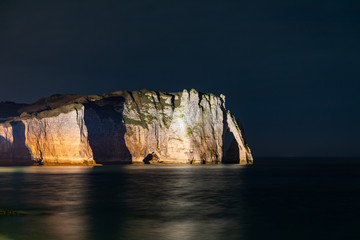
xmin=0 ymin=158 xmax=359 ymax=240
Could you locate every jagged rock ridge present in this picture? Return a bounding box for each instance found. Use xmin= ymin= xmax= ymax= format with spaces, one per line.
xmin=0 ymin=89 xmax=253 ymax=165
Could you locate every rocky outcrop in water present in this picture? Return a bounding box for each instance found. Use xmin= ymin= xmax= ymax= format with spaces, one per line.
xmin=0 ymin=208 xmax=21 ymax=216
xmin=0 ymin=89 xmax=253 ymax=165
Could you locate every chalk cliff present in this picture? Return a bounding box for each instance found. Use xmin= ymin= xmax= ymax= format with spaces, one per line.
xmin=0 ymin=89 xmax=253 ymax=165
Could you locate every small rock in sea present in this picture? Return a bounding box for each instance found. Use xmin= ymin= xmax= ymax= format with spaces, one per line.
xmin=0 ymin=209 xmax=20 ymax=216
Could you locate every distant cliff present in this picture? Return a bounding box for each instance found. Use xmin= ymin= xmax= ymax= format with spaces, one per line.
xmin=0 ymin=89 xmax=253 ymax=165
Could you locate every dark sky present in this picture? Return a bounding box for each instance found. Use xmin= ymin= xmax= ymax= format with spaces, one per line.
xmin=1 ymin=0 xmax=359 ymax=157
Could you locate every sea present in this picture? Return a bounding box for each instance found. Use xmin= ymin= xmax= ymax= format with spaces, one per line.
xmin=0 ymin=158 xmax=359 ymax=240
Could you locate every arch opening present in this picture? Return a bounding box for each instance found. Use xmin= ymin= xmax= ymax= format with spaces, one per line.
xmin=222 ymin=130 xmax=240 ymax=164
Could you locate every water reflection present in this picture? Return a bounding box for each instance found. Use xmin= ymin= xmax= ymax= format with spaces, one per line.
xmin=0 ymin=159 xmax=359 ymax=240
xmin=0 ymin=166 xmax=94 ymax=174
xmin=114 ymin=166 xmax=246 ymax=240
xmin=0 ymin=167 xmax=92 ymax=240
xmin=31 ymin=173 xmax=90 ymax=240
xmin=0 ymin=165 xmax=248 ymax=240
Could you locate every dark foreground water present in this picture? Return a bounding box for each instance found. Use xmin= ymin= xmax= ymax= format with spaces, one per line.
xmin=0 ymin=158 xmax=360 ymax=240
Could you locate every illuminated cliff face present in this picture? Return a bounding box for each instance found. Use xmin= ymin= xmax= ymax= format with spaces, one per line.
xmin=0 ymin=89 xmax=253 ymax=165
xmin=23 ymin=107 xmax=94 ymax=165
xmin=0 ymin=106 xmax=94 ymax=165
xmin=122 ymin=89 xmax=252 ymax=164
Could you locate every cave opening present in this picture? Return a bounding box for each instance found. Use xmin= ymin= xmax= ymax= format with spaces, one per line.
xmin=143 ymin=152 xmax=159 ymax=164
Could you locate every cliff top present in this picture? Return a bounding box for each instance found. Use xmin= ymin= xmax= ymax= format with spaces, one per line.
xmin=0 ymin=89 xmax=224 ymax=121
xmin=0 ymin=101 xmax=28 ymax=122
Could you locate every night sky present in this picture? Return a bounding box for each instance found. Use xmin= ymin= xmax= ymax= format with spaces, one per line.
xmin=1 ymin=0 xmax=359 ymax=157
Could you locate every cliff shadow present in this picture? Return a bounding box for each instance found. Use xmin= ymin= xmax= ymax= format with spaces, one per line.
xmin=0 ymin=136 xmax=14 ymax=165
xmin=83 ymin=97 xmax=132 ymax=164
xmin=222 ymin=130 xmax=240 ymax=164
xmin=0 ymin=122 xmax=33 ymax=166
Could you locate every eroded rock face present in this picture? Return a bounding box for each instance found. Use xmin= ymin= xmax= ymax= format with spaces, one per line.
xmin=23 ymin=106 xmax=94 ymax=165
xmin=0 ymin=89 xmax=253 ymax=165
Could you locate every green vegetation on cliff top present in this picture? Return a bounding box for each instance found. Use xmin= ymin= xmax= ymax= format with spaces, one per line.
xmin=35 ymin=103 xmax=84 ymax=119
xmin=122 ymin=89 xmax=182 ymax=129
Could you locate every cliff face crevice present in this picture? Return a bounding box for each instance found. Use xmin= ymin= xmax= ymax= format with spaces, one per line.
xmin=0 ymin=89 xmax=253 ymax=165
xmin=83 ymin=97 xmax=132 ymax=164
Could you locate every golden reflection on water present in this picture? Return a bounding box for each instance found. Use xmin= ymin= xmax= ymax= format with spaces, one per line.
xmin=0 ymin=165 xmax=247 ymax=240
xmin=0 ymin=166 xmax=94 ymax=174
xmin=1 ymin=159 xmax=357 ymax=240
xmin=26 ymin=173 xmax=90 ymax=240
xmin=0 ymin=167 xmax=92 ymax=240
xmin=120 ymin=165 xmax=245 ymax=240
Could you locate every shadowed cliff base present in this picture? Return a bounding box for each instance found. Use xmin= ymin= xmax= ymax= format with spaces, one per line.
xmin=84 ymin=97 xmax=132 ymax=165
xmin=10 ymin=122 xmax=32 ymax=164
xmin=0 ymin=136 xmax=15 ymax=165
xmin=0 ymin=122 xmax=33 ymax=166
